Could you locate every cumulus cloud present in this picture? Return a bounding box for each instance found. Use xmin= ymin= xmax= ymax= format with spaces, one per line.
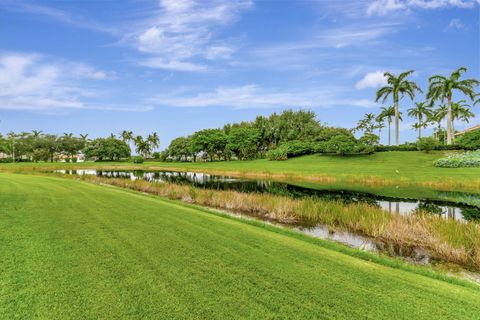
xmin=0 ymin=52 xmax=148 ymax=112
xmin=355 ymin=71 xmax=387 ymax=89
xmin=147 ymin=84 xmax=379 ymax=109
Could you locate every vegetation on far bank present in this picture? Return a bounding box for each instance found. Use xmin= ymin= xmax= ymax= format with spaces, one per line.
xmin=4 ymin=152 xmax=479 ymax=191
xmin=1 ymin=173 xmax=480 ymax=319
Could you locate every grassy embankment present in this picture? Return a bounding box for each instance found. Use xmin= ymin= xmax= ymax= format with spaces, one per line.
xmin=70 ymin=174 xmax=480 ymax=270
xmin=3 ymin=151 xmax=480 ymax=191
xmin=1 ymin=173 xmax=480 ymax=319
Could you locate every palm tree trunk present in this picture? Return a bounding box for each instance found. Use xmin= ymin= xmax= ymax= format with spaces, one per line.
xmin=388 ymin=119 xmax=392 ymax=146
xmin=394 ymin=101 xmax=399 ymax=146
xmin=447 ymin=96 xmax=453 ymax=145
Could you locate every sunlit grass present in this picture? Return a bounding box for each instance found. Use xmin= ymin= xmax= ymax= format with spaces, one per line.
xmin=74 ymin=174 xmax=480 ymax=270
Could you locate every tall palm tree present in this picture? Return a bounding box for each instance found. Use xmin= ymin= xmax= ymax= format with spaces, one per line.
xmin=147 ymin=132 xmax=160 ymax=151
xmin=120 ymin=130 xmax=134 ymax=143
xmin=376 ymin=106 xmax=402 ymax=146
xmin=79 ymin=134 xmax=89 ymax=141
xmin=407 ymin=102 xmax=432 ymax=139
xmin=427 ymin=67 xmax=479 ymax=144
xmin=376 ymin=70 xmax=422 ymax=146
xmin=451 ymin=100 xmax=475 ymax=133
xmin=430 ymin=104 xmax=448 ymax=143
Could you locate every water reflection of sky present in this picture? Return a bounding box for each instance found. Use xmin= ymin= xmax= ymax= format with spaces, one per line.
xmin=55 ymin=170 xmax=480 ymax=222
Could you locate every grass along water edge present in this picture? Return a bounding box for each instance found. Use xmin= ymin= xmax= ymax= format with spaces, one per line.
xmin=63 ymin=173 xmax=480 ymax=270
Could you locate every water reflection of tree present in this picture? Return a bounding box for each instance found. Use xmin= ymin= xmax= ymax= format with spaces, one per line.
xmin=460 ymin=207 xmax=480 ymax=222
xmin=415 ymin=202 xmax=444 ymax=216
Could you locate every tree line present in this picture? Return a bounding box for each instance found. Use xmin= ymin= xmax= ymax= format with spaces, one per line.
xmin=163 ymin=110 xmax=376 ymax=162
xmin=354 ymin=67 xmax=479 ymax=146
xmin=0 ymin=131 xmax=159 ymax=162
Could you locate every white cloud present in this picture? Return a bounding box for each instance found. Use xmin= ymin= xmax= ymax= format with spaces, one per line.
xmin=148 ymin=84 xmax=379 ymax=109
xmin=445 ymin=18 xmax=468 ymax=31
xmin=0 ymin=52 xmax=148 ymax=112
xmin=367 ymin=0 xmax=478 ymax=15
xmin=355 ymin=71 xmax=388 ymax=89
xmin=127 ymin=0 xmax=253 ymax=71
xmin=0 ymin=0 xmax=116 ymax=34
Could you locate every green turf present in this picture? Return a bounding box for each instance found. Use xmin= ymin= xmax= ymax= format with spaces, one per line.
xmin=3 ymin=151 xmax=480 ymax=187
xmin=1 ymin=173 xmax=479 ymax=319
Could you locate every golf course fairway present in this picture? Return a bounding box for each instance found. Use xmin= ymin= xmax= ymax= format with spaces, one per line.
xmin=1 ymin=173 xmax=479 ymax=319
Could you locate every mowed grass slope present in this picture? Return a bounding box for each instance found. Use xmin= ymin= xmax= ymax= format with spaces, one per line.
xmin=1 ymin=174 xmax=479 ymax=319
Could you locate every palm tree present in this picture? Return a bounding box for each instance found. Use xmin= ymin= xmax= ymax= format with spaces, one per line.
xmin=376 ymin=106 xmax=402 ymax=146
xmin=134 ymin=136 xmax=151 ymax=157
xmin=147 ymin=132 xmax=160 ymax=151
xmin=79 ymin=134 xmax=89 ymax=141
xmin=474 ymin=93 xmax=480 ymax=106
xmin=376 ymin=70 xmax=422 ymax=145
xmin=427 ymin=67 xmax=479 ymax=145
xmin=354 ymin=113 xmax=376 ymax=135
xmin=120 ymin=130 xmax=134 ymax=143
xmin=451 ymin=100 xmax=475 ymax=133
xmin=407 ymin=102 xmax=432 ymax=139
xmin=430 ymin=104 xmax=448 ymax=143
xmin=31 ymin=130 xmax=43 ymax=138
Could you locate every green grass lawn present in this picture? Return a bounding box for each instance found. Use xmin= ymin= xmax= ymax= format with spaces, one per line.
xmin=1 ymin=173 xmax=479 ymax=319
xmin=3 ymin=151 xmax=480 ymax=188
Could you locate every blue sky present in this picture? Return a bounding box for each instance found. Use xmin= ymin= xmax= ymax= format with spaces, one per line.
xmin=0 ymin=0 xmax=479 ymax=147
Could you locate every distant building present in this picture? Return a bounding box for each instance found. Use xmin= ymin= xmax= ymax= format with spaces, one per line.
xmin=455 ymin=124 xmax=480 ymax=137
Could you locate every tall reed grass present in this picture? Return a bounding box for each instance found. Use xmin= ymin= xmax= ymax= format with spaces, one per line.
xmin=75 ymin=174 xmax=480 ymax=270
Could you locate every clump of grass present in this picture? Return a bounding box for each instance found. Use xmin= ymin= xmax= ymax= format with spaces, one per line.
xmin=71 ymin=174 xmax=480 ymax=270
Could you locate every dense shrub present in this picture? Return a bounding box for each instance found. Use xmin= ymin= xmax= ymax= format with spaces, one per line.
xmin=131 ymin=156 xmax=145 ymax=164
xmin=434 ymin=151 xmax=480 ymax=168
xmin=266 ymin=148 xmax=288 ymax=161
xmin=376 ymin=143 xmax=461 ymax=152
xmin=65 ymin=158 xmax=71 ymax=163
xmin=321 ymin=135 xmax=357 ymax=155
xmin=458 ymin=130 xmax=480 ymax=150
xmin=71 ymin=157 xmax=78 ymax=163
xmin=416 ymin=137 xmax=437 ymax=153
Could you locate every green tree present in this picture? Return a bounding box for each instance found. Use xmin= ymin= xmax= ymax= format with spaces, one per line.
xmin=376 ymin=106 xmax=402 ymax=146
xmin=167 ymin=137 xmax=193 ymax=161
xmin=84 ymin=138 xmax=131 ymax=161
xmin=133 ymin=136 xmax=152 ymax=157
xmin=427 ymin=67 xmax=479 ymax=145
xmin=227 ymin=127 xmax=260 ymax=160
xmin=407 ymin=102 xmax=432 ymax=139
xmin=451 ymin=100 xmax=475 ymax=133
xmin=59 ymin=133 xmax=85 ymax=159
xmin=191 ymin=129 xmax=227 ymax=161
xmin=147 ymin=132 xmax=160 ymax=151
xmin=376 ymin=70 xmax=422 ymax=145
xmin=354 ymin=113 xmax=376 ymax=135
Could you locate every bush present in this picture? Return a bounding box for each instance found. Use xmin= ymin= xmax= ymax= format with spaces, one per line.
xmin=416 ymin=137 xmax=437 ymax=153
xmin=322 ymin=135 xmax=357 ymax=155
xmin=131 ymin=156 xmax=144 ymax=164
xmin=65 ymin=158 xmax=71 ymax=163
xmin=71 ymin=157 xmax=78 ymax=163
xmin=376 ymin=143 xmax=461 ymax=152
xmin=266 ymin=148 xmax=288 ymax=161
xmin=458 ymin=130 xmax=480 ymax=150
xmin=434 ymin=151 xmax=480 ymax=168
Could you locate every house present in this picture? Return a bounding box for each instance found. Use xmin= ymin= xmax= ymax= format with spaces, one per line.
xmin=454 ymin=124 xmax=480 ymax=137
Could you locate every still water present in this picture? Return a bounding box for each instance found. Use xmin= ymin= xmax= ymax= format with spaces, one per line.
xmin=56 ymin=169 xmax=480 ymax=222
